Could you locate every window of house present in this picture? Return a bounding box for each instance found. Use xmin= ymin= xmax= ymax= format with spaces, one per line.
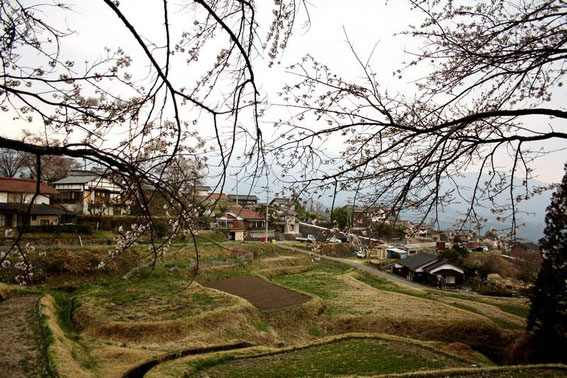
xmin=7 ymin=193 xmax=23 ymax=203
xmin=1 ymin=214 xmax=14 ymax=227
xmin=445 ymin=275 xmax=456 ymax=284
xmin=32 ymin=215 xmax=37 ymax=220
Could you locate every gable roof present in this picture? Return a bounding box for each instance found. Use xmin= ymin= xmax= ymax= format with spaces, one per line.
xmin=0 ymin=177 xmax=58 ymax=195
xmin=227 ymin=208 xmax=264 ymax=220
xmin=422 ymin=259 xmax=449 ymax=272
xmin=423 ymin=259 xmax=464 ymax=274
xmin=397 ymin=252 xmax=439 ymax=270
xmin=53 ymin=174 xmax=99 ymax=185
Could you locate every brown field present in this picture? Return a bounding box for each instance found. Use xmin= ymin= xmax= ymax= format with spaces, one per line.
xmin=203 ymin=275 xmax=311 ymax=310
xmin=0 ymin=294 xmax=49 ymax=377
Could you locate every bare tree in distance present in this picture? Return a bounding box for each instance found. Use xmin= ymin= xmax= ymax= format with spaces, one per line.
xmin=271 ymin=0 xmax=567 ymax=235
xmin=0 ymin=148 xmax=26 ymax=177
xmin=0 ymin=0 xmax=306 ymax=283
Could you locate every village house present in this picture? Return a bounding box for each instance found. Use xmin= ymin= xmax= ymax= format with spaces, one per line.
xmin=403 ymin=242 xmax=438 ymax=256
xmin=0 ymin=177 xmax=66 ymax=228
xmin=227 ymin=194 xmax=259 ymax=207
xmin=213 ymin=208 xmax=268 ymax=241
xmin=193 ymin=185 xmax=211 ymax=197
xmin=269 ymin=197 xmax=297 ymax=208
xmin=273 ymin=208 xmax=300 ymax=235
xmin=367 ymin=242 xmax=390 ymax=259
xmin=391 ymin=252 xmax=464 ymax=287
xmin=269 ymin=197 xmax=300 ymax=236
xmin=52 ymin=170 xmax=127 ymax=216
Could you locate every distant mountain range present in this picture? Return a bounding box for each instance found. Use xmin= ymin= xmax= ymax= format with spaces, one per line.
xmin=401 ymin=172 xmax=554 ymax=242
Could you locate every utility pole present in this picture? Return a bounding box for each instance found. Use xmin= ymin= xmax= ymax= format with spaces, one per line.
xmin=265 ymin=180 xmax=269 ymax=242
xmin=235 ymin=172 xmax=239 ymax=207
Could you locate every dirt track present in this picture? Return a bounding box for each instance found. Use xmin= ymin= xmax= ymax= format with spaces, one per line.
xmin=204 ymin=276 xmax=310 ymax=310
xmin=0 ymin=295 xmax=49 ymax=377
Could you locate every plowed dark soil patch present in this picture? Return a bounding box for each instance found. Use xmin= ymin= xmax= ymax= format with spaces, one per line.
xmin=204 ymin=276 xmax=310 ymax=310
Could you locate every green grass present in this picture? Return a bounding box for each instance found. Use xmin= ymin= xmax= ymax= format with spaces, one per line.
xmin=50 ymin=291 xmax=78 ymax=337
xmin=190 ymin=355 xmax=235 ymax=375
xmin=272 ymin=261 xmax=353 ymax=299
xmin=308 ymin=323 xmax=323 ymax=337
xmin=186 ymin=338 xmax=467 ymax=377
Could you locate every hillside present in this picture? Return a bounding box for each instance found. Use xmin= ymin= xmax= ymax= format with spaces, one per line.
xmin=2 ymin=240 xmax=564 ymax=377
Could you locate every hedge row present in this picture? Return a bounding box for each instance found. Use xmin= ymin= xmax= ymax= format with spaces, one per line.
xmin=77 ymin=215 xmax=171 ymax=237
xmin=25 ymin=224 xmax=94 ymax=234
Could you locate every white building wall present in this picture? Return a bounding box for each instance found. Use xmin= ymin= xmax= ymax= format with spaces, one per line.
xmin=0 ymin=192 xmax=50 ymax=204
xmin=24 ymin=194 xmax=50 ymax=205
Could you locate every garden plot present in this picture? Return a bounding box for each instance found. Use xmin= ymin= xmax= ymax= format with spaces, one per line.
xmin=203 ymin=276 xmax=311 ymax=310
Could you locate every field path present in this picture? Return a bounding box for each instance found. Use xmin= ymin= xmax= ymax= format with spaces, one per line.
xmin=0 ymin=294 xmax=49 ymax=377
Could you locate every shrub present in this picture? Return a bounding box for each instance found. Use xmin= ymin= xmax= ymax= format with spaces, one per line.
xmin=25 ymin=224 xmax=94 ymax=234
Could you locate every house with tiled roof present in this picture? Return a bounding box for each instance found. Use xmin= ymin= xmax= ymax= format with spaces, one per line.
xmin=52 ymin=170 xmax=127 ymax=216
xmin=214 ymin=207 xmax=267 ymax=241
xmin=391 ymin=252 xmax=464 ymax=287
xmin=0 ymin=177 xmax=66 ymax=227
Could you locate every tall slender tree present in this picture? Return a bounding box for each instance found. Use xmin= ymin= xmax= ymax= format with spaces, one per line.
xmin=527 ymin=163 xmax=567 ymax=363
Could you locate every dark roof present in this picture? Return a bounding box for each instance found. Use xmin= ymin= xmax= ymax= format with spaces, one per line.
xmin=228 ymin=194 xmax=259 ymax=201
xmin=194 ymin=185 xmax=211 ymax=191
xmin=0 ymin=203 xmax=67 ymax=215
xmin=53 ymin=174 xmax=99 ymax=185
xmin=422 ymin=259 xmax=450 ymax=272
xmin=397 ymin=252 xmax=439 ymax=270
xmin=0 ymin=177 xmax=58 ymax=195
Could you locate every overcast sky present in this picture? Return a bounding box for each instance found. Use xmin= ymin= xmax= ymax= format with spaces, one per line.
xmin=2 ymin=0 xmax=566 ymax=201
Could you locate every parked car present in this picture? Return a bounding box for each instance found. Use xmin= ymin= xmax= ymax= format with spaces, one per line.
xmin=296 ymin=234 xmax=316 ymax=243
xmin=355 ymin=250 xmax=367 ymax=258
xmin=326 ymin=236 xmax=342 ymax=243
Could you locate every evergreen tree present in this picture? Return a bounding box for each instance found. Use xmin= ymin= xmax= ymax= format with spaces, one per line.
xmin=527 ymin=163 xmax=567 ymax=363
